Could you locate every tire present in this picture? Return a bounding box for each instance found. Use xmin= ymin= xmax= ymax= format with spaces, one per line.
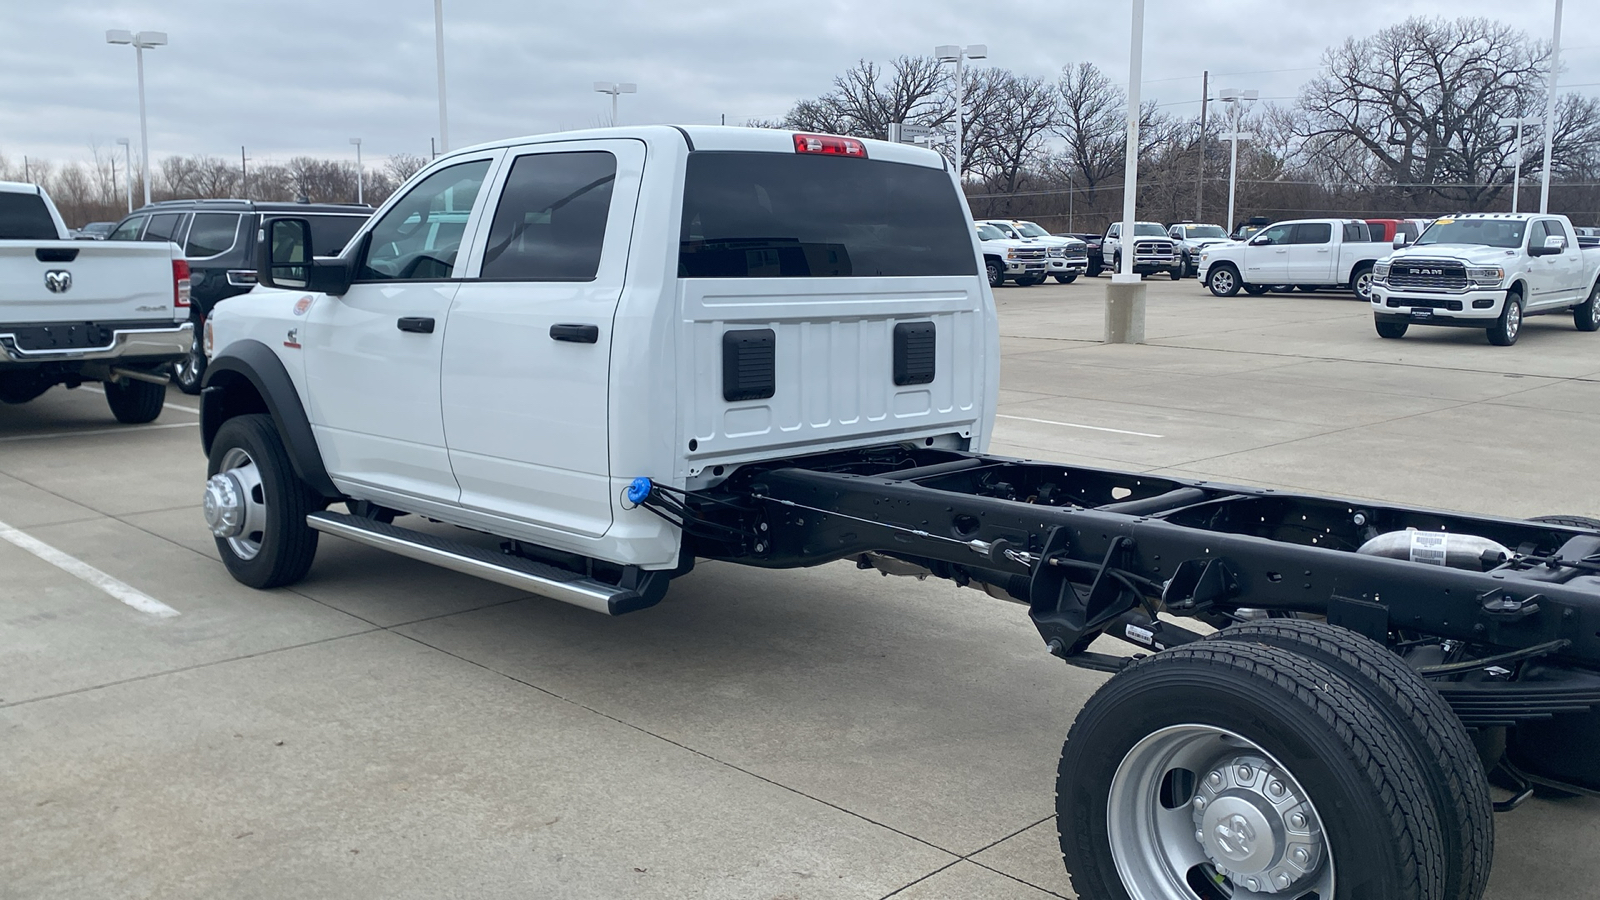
xmin=1529 ymin=514 xmax=1600 ymax=531
xmin=204 ymin=413 xmax=320 ymax=589
xmin=1268 ymin=284 xmax=1295 ymax=293
xmin=1207 ymin=620 xmax=1493 ymax=900
xmin=104 ymin=378 xmax=166 ymax=424
xmin=985 ymin=259 xmax=1004 ymax=288
xmin=1206 ymin=265 xmax=1241 ymax=297
xmin=1243 ymin=283 xmax=1269 ymax=295
xmin=1376 ymin=319 xmax=1409 ymax=339
xmin=1296 ymin=285 xmax=1319 ymax=293
xmin=1015 ymin=274 xmax=1044 ymax=286
xmin=1350 ymin=263 xmax=1375 ymax=300
xmin=1169 ymin=266 xmax=1183 ymax=281
xmin=1573 ymin=280 xmax=1600 ymax=332
xmin=1058 ymin=641 xmax=1445 ymax=900
xmin=1086 ymin=262 xmax=1103 ymax=278
xmin=1487 ymin=292 xmax=1522 ymax=346
xmin=171 ymin=337 xmax=207 ymax=395
xmin=1054 ymin=273 xmax=1078 ymax=284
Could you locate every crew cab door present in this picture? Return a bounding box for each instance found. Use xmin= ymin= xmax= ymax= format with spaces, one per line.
xmin=1288 ymin=221 xmax=1335 ymax=282
xmin=1528 ymin=219 xmax=1582 ymax=308
xmin=301 ymin=152 xmax=500 ymax=504
xmin=1243 ymin=223 xmax=1292 ymax=281
xmin=440 ymin=139 xmax=643 ymax=539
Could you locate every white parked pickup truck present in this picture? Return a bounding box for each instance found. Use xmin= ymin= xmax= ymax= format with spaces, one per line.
xmin=0 ymin=181 xmax=192 ymax=422
xmin=977 ymin=219 xmax=1089 ymax=283
xmin=1372 ymin=213 xmax=1600 ymax=346
xmin=975 ymin=221 xmax=1050 ymax=286
xmin=1198 ymin=218 xmax=1391 ymax=298
xmin=1102 ymin=220 xmax=1178 ymax=278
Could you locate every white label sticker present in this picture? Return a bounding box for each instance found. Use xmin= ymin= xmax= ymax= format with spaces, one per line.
xmin=1124 ymin=623 xmax=1156 ymax=645
xmin=1410 ymin=532 xmax=1448 ymax=566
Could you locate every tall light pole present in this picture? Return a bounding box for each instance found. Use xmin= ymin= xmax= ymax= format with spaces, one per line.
xmin=1539 ymin=0 xmax=1563 ymax=213
xmin=106 ymin=29 xmax=166 ymax=207
xmin=349 ymin=137 xmax=364 ymax=204
xmin=593 ymin=82 xmax=637 ymax=126
xmin=934 ymin=43 xmax=987 ymax=179
xmin=1218 ymin=88 xmax=1258 ymax=234
xmin=116 ymin=137 xmax=133 ymax=212
xmin=1499 ymin=115 xmax=1542 ymax=213
xmin=434 ymin=0 xmax=450 ymax=153
xmin=1105 ymin=1 xmax=1146 ymax=344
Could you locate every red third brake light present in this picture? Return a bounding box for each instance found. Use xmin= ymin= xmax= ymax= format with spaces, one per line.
xmin=793 ymin=133 xmax=868 ymax=158
xmin=173 ymin=258 xmax=191 ymax=308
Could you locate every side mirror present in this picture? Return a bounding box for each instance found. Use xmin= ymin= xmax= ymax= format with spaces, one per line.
xmin=1393 ymin=234 xmax=1410 ymax=249
xmin=1530 ymin=235 xmax=1565 ymax=257
xmin=1249 ymin=235 xmax=1270 ymax=246
xmin=256 ymin=216 xmax=356 ymax=294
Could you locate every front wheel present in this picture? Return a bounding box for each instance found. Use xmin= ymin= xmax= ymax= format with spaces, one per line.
xmin=1376 ymin=319 xmax=1409 ymax=339
xmin=1058 ymin=641 xmax=1446 ymax=900
xmin=104 ymin=378 xmax=166 ymax=424
xmin=1169 ymin=265 xmax=1183 ymax=281
xmin=1488 ymin=293 xmax=1522 ymax=346
xmin=1206 ymin=266 xmax=1241 ymax=297
xmin=985 ymin=259 xmax=1004 ymax=288
xmin=1573 ymin=280 xmax=1600 ymax=332
xmin=204 ymin=413 xmax=320 ymax=589
xmin=1055 ymin=273 xmax=1078 ymax=284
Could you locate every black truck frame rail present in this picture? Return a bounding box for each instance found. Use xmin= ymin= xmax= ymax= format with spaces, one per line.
xmin=641 ymin=446 xmax=1600 ymax=794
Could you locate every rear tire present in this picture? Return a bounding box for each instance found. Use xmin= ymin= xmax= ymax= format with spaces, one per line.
xmin=1488 ymin=293 xmax=1522 ymax=346
xmin=1207 ymin=620 xmax=1493 ymax=900
xmin=1573 ymin=280 xmax=1600 ymax=332
xmin=1086 ymin=261 xmax=1103 ymax=278
xmin=1058 ymin=641 xmax=1445 ymax=900
xmin=1243 ymin=283 xmax=1269 ymax=295
xmin=1169 ymin=265 xmax=1183 ymax=281
xmin=1206 ymin=265 xmax=1241 ymax=297
xmin=104 ymin=378 xmax=166 ymax=424
xmin=172 ymin=338 xmax=207 ymax=395
xmin=1015 ymin=274 xmax=1044 ymax=286
xmin=1376 ymin=320 xmax=1409 ymax=339
xmin=205 ymin=414 xmax=320 ymax=589
xmin=1054 ymin=273 xmax=1078 ymax=284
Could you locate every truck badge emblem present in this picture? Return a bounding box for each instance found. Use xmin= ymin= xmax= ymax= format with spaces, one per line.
xmin=44 ymin=270 xmax=72 ymax=293
xmin=284 ymin=327 xmax=301 ymax=349
xmin=293 ymin=295 xmax=313 ymax=316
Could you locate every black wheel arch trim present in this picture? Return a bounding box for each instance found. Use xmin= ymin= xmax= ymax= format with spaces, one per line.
xmin=200 ymin=339 xmax=341 ymax=498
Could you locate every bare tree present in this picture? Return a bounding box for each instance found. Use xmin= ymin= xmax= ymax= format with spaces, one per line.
xmin=385 ymin=153 xmax=429 ymax=185
xmin=968 ymin=72 xmax=1059 ymax=209
xmin=780 ymin=56 xmax=950 ymax=140
xmin=1053 ymin=62 xmax=1127 ymax=192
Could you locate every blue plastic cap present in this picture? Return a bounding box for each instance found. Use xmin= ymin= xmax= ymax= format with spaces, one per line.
xmin=626 ymin=477 xmax=653 ymax=505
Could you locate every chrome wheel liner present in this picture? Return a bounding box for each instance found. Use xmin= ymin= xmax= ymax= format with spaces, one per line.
xmin=1589 ymin=285 xmax=1599 ymax=325
xmin=1107 ymin=724 xmax=1334 ymax=899
xmin=1212 ymin=270 xmax=1235 ymax=293
xmin=1354 ymin=271 xmax=1373 ymax=298
xmin=1507 ymin=300 xmax=1522 ymax=337
xmin=208 ymin=447 xmax=268 ymax=560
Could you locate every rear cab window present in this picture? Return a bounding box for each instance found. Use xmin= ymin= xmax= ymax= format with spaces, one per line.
xmin=678 ymin=152 xmax=975 ymax=278
xmin=0 ymin=191 xmax=60 ymax=240
xmin=186 ymin=213 xmax=242 ymax=258
xmin=142 ymin=212 xmax=188 ymax=245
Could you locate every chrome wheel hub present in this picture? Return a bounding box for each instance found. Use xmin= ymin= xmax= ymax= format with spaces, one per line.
xmin=1508 ymin=303 xmax=1521 ymax=336
xmin=205 ymin=448 xmax=267 ymax=560
xmin=1107 ymin=725 xmax=1334 ymax=899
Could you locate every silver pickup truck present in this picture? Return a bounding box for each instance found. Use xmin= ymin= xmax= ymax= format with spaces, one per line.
xmin=0 ymin=181 xmax=192 ymax=422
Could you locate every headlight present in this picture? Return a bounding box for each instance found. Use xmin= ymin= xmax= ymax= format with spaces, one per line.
xmin=1007 ymin=250 xmax=1018 ymax=259
xmin=1467 ymin=266 xmax=1505 ymax=285
xmin=1372 ymin=261 xmax=1390 ymax=279
xmin=1199 ymin=252 xmax=1209 ymax=262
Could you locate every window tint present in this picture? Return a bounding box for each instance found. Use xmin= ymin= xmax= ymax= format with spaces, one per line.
xmin=0 ymin=191 xmax=59 ymax=239
xmin=480 ymin=152 xmax=616 ymax=280
xmin=306 ymin=215 xmax=365 ymax=257
xmin=109 ymin=216 xmax=146 ymax=241
xmin=186 ymin=213 xmax=241 ymax=257
xmin=1255 ymin=224 xmax=1293 ymax=245
xmin=1399 ymin=222 xmax=1421 ymax=240
xmin=1293 ymin=222 xmax=1333 ymax=244
xmin=1528 ymin=220 xmax=1550 ymax=247
xmin=975 ymin=223 xmax=1007 ymax=241
xmin=679 ymin=152 xmax=975 ymax=278
xmin=1107 ymin=224 xmax=1120 ymax=238
xmin=1134 ymin=223 xmax=1166 ymax=236
xmin=143 ymin=212 xmax=185 ymax=243
xmin=1345 ymin=222 xmax=1368 ymax=242
xmin=1417 ymin=219 xmax=1526 ymax=248
xmin=359 ymin=160 xmax=491 ymax=281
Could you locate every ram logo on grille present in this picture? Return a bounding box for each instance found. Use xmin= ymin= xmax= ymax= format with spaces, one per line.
xmin=1412 ymin=268 xmax=1444 ymax=276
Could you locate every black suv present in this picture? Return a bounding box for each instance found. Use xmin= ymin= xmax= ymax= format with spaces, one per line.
xmin=108 ymin=200 xmax=372 ymax=392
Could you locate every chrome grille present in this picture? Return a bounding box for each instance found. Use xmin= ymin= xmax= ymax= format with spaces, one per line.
xmin=1388 ymin=259 xmax=1468 ymax=291
xmin=1048 ymin=247 xmax=1066 ymax=258
xmin=1134 ymin=240 xmax=1174 ymax=256
xmin=1010 ymin=248 xmax=1047 ymax=261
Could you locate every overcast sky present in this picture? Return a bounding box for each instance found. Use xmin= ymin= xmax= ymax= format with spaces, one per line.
xmin=2 ymin=0 xmax=1595 ymax=169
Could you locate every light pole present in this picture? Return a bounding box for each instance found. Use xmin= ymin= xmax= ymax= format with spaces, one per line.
xmin=434 ymin=0 xmax=449 ymax=153
xmin=1499 ymin=115 xmax=1542 ymax=213
xmin=1105 ymin=1 xmax=1145 ymax=344
xmin=1539 ymin=0 xmax=1563 ymax=213
xmin=934 ymin=43 xmax=987 ymax=179
xmin=116 ymin=137 xmax=132 ymax=212
xmin=593 ymin=82 xmax=637 ymax=126
xmin=350 ymin=138 xmax=363 ymax=204
xmin=106 ymin=29 xmax=166 ymax=207
xmin=1217 ymin=88 xmax=1258 ymax=234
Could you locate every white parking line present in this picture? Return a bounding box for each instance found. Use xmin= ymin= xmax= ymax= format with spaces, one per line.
xmin=0 ymin=518 xmax=179 ymax=618
xmin=996 ymin=414 xmax=1164 ymax=439
xmin=0 ymin=422 xmax=198 ymax=444
xmin=77 ymin=384 xmax=199 ymax=414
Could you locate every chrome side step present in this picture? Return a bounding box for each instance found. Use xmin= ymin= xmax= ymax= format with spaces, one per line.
xmin=306 ymin=511 xmax=658 ymax=615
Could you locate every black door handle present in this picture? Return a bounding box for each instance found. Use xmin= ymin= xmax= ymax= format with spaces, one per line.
xmin=550 ymin=323 xmax=599 ymax=343
xmin=397 ymin=317 xmax=435 ymax=334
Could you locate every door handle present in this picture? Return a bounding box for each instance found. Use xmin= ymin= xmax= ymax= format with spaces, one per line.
xmin=550 ymin=323 xmax=599 ymax=343
xmin=397 ymin=317 xmax=435 ymax=334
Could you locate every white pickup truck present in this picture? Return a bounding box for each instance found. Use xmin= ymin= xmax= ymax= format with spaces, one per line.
xmin=1101 ymin=220 xmax=1179 ymax=278
xmin=201 ymin=125 xmax=1599 ymax=900
xmin=1198 ymin=218 xmax=1391 ymax=298
xmin=1371 ymin=213 xmax=1600 ymax=346
xmin=975 ymin=221 xmax=1050 ymax=286
xmin=0 ymin=181 xmax=192 ymax=421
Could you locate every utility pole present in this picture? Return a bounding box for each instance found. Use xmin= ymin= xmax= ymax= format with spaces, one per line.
xmin=434 ymin=0 xmax=450 ymax=154
xmin=1105 ymin=0 xmax=1146 ymax=345
xmin=1539 ymin=0 xmax=1563 ymax=213
xmin=1195 ymin=70 xmax=1208 ymax=221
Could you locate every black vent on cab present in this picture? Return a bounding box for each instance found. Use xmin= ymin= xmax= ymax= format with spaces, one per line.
xmin=893 ymin=322 xmax=936 ymax=386
xmin=722 ymin=329 xmax=776 ymax=402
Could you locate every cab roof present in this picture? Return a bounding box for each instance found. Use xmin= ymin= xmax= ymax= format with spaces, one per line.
xmin=446 ymin=125 xmax=950 ymax=171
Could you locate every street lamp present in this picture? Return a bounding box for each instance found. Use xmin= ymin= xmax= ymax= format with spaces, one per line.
xmin=434 ymin=0 xmax=449 ymax=153
xmin=1104 ymin=1 xmax=1146 ymax=344
xmin=1217 ymin=87 xmax=1258 ymax=234
xmin=1499 ymin=115 xmax=1542 ymax=213
xmin=349 ymin=137 xmax=363 ymax=204
xmin=934 ymin=43 xmax=987 ymax=178
xmin=593 ymin=82 xmax=637 ymax=126
xmin=116 ymin=137 xmax=132 ymax=213
xmin=105 ymin=29 xmax=166 ymax=207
